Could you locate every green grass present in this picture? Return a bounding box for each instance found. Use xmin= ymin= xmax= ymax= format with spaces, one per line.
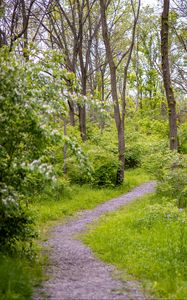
xmin=0 ymin=254 xmax=43 ymax=300
xmin=0 ymin=168 xmax=149 ymax=300
xmin=83 ymin=194 xmax=187 ymax=299
xmin=31 ymin=168 xmax=150 ymax=227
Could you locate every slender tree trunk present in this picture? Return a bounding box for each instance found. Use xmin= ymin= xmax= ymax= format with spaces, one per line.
xmin=116 ymin=120 xmax=125 ymax=184
xmin=0 ymin=29 xmax=7 ymax=47
xmin=0 ymin=0 xmax=7 ymax=49
xmin=135 ymin=36 xmax=142 ymax=110
xmin=78 ymin=72 xmax=87 ymax=141
xmin=78 ymin=105 xmax=86 ymax=141
xmin=161 ymin=0 xmax=178 ymax=150
xmin=68 ymin=100 xmax=75 ymax=126
xmin=67 ymin=73 xmax=76 ymax=127
xmin=100 ymin=69 xmax=106 ymax=130
xmin=63 ymin=119 xmax=67 ymax=174
xmin=77 ymin=0 xmax=87 ymax=142
xmin=21 ymin=0 xmax=29 ymax=60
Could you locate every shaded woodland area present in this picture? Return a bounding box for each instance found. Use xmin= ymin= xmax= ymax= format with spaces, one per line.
xmin=0 ymin=0 xmax=187 ymax=299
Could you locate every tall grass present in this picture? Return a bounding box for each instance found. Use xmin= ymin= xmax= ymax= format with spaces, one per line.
xmin=0 ymin=254 xmax=43 ymax=300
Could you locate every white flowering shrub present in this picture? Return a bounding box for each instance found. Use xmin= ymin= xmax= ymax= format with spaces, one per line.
xmin=0 ymin=47 xmax=75 ymax=251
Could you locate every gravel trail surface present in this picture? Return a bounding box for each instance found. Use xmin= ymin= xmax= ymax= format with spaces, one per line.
xmin=34 ymin=181 xmax=156 ymax=300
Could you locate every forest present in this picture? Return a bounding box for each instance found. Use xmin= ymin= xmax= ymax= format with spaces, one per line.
xmin=0 ymin=0 xmax=187 ymax=299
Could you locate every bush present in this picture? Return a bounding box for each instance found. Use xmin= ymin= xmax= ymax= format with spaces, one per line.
xmin=134 ymin=201 xmax=186 ymax=229
xmin=92 ymin=153 xmax=120 ymax=187
xmin=178 ymin=122 xmax=187 ymax=154
xmin=40 ymin=177 xmax=72 ymax=201
xmin=67 ymin=148 xmax=119 ymax=187
xmin=125 ymin=129 xmax=153 ymax=169
xmin=125 ymin=144 xmax=141 ymax=168
xmin=143 ymin=146 xmax=187 ymax=207
xmin=138 ymin=117 xmax=169 ymax=137
xmin=178 ymin=186 xmax=187 ymax=208
xmin=0 ymin=185 xmax=36 ymax=252
xmin=67 ymin=159 xmax=91 ymax=184
xmin=157 ymin=165 xmax=187 ymax=206
xmin=0 ymin=47 xmax=69 ymax=252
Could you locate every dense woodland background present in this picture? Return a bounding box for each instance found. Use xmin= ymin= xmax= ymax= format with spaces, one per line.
xmin=0 ymin=0 xmax=187 ymax=299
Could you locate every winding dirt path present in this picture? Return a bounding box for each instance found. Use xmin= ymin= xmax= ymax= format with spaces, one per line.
xmin=34 ymin=181 xmax=156 ymax=300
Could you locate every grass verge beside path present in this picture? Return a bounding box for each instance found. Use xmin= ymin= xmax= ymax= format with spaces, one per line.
xmin=0 ymin=168 xmax=149 ymax=300
xmin=0 ymin=255 xmax=42 ymax=300
xmin=83 ymin=193 xmax=187 ymax=300
xmin=32 ymin=168 xmax=150 ymax=227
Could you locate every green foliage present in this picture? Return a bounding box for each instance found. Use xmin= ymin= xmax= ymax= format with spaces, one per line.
xmin=125 ymin=145 xmax=141 ymax=168
xmin=65 ymin=137 xmax=93 ymax=185
xmin=178 ymin=122 xmax=187 ymax=154
xmin=142 ymin=145 xmax=177 ymax=180
xmin=134 ymin=201 xmax=186 ymax=229
xmin=66 ymin=123 xmax=148 ymax=186
xmin=42 ymin=177 xmax=72 ymax=201
xmin=83 ymin=194 xmax=187 ymax=299
xmin=65 ymin=124 xmax=119 ymax=186
xmin=0 ymin=49 xmax=43 ymax=250
xmin=137 ymin=117 xmax=169 ymax=137
xmin=0 ymin=47 xmax=71 ymax=251
xmin=91 ymin=150 xmax=119 ymax=187
xmin=143 ymin=147 xmax=187 ymax=207
xmin=125 ymin=130 xmax=145 ymax=168
xmin=0 ymin=189 xmax=36 ymax=253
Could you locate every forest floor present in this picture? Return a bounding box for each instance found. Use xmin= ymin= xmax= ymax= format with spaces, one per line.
xmin=33 ymin=181 xmax=156 ymax=300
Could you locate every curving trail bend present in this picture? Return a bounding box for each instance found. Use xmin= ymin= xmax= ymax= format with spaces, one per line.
xmin=34 ymin=181 xmax=156 ymax=300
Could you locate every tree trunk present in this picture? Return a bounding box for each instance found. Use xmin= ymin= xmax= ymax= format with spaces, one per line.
xmin=63 ymin=118 xmax=67 ymax=174
xmin=68 ymin=100 xmax=75 ymax=126
xmin=161 ymin=0 xmax=178 ymax=150
xmin=21 ymin=0 xmax=29 ymax=60
xmin=77 ymin=0 xmax=87 ymax=142
xmin=78 ymin=105 xmax=86 ymax=141
xmin=116 ymin=121 xmax=125 ymax=184
xmin=78 ymin=72 xmax=87 ymax=141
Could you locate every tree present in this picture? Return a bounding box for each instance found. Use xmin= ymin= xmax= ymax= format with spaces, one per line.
xmin=99 ymin=0 xmax=140 ymax=184
xmin=40 ymin=0 xmax=101 ymax=141
xmin=161 ymin=0 xmax=178 ymax=150
xmin=0 ymin=0 xmax=39 ymax=56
